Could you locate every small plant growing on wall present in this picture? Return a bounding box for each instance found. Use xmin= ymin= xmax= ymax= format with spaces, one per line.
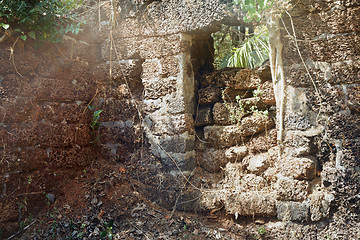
xmin=100 ymin=220 xmax=114 ymax=240
xmin=222 ymin=87 xmax=268 ymax=125
xmin=88 ymin=105 xmax=103 ymax=143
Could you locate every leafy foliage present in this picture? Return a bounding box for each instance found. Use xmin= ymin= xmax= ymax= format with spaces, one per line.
xmin=227 ymin=26 xmax=269 ymax=69
xmin=0 ymin=0 xmax=84 ymax=42
xmin=222 ymin=86 xmax=268 ymax=125
xmin=88 ymin=105 xmax=103 ymax=143
xmin=212 ymin=25 xmax=247 ymax=69
xmin=100 ymin=220 xmax=114 ymax=240
xmin=213 ymin=0 xmax=272 ymax=70
xmin=234 ymin=0 xmax=273 ymax=22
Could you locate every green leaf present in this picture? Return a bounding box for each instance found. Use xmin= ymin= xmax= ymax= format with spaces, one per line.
xmin=258 ymin=0 xmax=265 ymax=9
xmin=1 ymin=23 xmax=10 ymax=30
xmin=253 ymin=13 xmax=261 ymax=22
xmin=94 ymin=109 xmax=103 ymax=118
xmin=20 ymin=35 xmax=27 ymax=41
xmin=100 ymin=231 xmax=107 ymax=237
xmin=28 ymin=31 xmax=36 ymax=39
xmin=108 ymin=220 xmax=114 ymax=228
xmin=243 ymin=15 xmax=252 ymax=23
xmin=14 ymin=28 xmax=22 ymax=32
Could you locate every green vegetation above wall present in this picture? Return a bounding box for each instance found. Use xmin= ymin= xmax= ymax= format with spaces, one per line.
xmin=0 ymin=0 xmax=84 ymax=43
xmin=213 ymin=0 xmax=290 ymax=69
xmin=227 ymin=25 xmax=269 ymax=69
xmin=213 ymin=25 xmax=269 ymax=69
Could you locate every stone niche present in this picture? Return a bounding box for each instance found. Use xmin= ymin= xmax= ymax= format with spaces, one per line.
xmin=110 ymin=0 xmax=348 ymax=223
xmin=162 ymin=1 xmax=359 ymax=224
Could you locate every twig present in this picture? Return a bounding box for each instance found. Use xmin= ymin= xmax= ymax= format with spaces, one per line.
xmin=10 ymin=37 xmax=24 ymax=77
xmin=6 ymin=220 xmax=37 ymax=240
xmin=127 ymin=220 xmax=151 ymax=240
xmin=82 ymin=88 xmax=99 ymax=115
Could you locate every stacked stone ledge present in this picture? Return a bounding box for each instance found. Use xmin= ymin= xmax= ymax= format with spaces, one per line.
xmin=195 ymin=63 xmax=276 ymax=173
xmin=195 ymin=64 xmax=333 ymax=222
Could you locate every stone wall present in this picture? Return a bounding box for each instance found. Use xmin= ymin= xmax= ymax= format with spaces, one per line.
xmin=180 ymin=0 xmax=359 ymax=222
xmin=277 ymin=0 xmax=360 ymax=221
xmin=0 ymin=3 xmax=142 ymax=232
xmin=0 ymin=38 xmax=96 ymax=232
xmin=0 ymin=1 xmax=359 ymax=233
xmin=0 ymin=0 xmax=238 ymax=232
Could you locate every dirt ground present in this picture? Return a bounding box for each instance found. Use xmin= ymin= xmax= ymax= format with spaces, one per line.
xmin=0 ymin=150 xmax=358 ymax=240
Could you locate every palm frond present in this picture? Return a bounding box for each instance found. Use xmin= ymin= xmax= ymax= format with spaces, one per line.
xmin=227 ymin=26 xmax=269 ymax=69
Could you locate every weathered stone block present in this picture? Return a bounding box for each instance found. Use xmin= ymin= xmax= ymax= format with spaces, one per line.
xmin=158 ymin=132 xmax=195 ymax=154
xmin=1 ymin=74 xmax=32 ymax=98
xmin=112 ymin=18 xmax=142 ymax=38
xmin=1 ymin=147 xmax=48 ymax=171
xmin=198 ymin=86 xmax=221 ymax=105
xmin=204 ymin=114 xmax=274 ymax=147
xmin=222 ymin=162 xmax=243 ymax=185
xmin=139 ymin=34 xmax=191 ymax=59
xmin=139 ymin=1 xmax=227 ymax=37
xmin=327 ymin=114 xmax=360 ymax=139
xmin=197 ymin=148 xmax=227 ymax=173
xmin=276 ymin=157 xmax=316 ymax=180
xmin=222 ymin=88 xmax=252 ymax=102
xmin=212 ymin=102 xmax=235 ymax=125
xmin=7 ymin=123 xmax=92 ymax=148
xmin=212 ymin=99 xmax=267 ymax=125
xmin=0 ymin=98 xmax=39 ymax=123
xmin=240 ymin=174 xmax=267 ymax=191
xmin=282 ymin=131 xmax=312 ymax=157
xmin=157 ymin=151 xmax=196 ymax=172
xmin=58 ymin=38 xmax=101 ymax=63
xmin=259 ymin=81 xmax=276 ymax=105
xmin=309 ymin=34 xmax=360 ymax=63
xmin=194 ymin=105 xmax=213 ymax=127
xmin=243 ymin=152 xmax=270 ymax=174
xmin=284 ymin=66 xmax=324 ymax=87
xmin=199 ymin=68 xmax=238 ymax=88
xmin=246 ymin=129 xmax=277 ymax=153
xmin=224 ymin=146 xmax=248 ymax=162
xmin=347 ymin=85 xmax=360 ymax=113
xmin=2 ymin=75 xmax=95 ymax=101
xmin=103 ymin=37 xmax=141 ymax=60
xmin=240 ymin=112 xmax=275 ymax=134
xmin=263 ymin=167 xmax=278 ymax=184
xmin=48 ymin=146 xmax=97 ymax=168
xmin=98 ymin=142 xmax=132 ymax=162
xmin=146 ymin=113 xmax=194 ymax=135
xmin=257 ymin=61 xmax=272 ymax=81
xmin=285 ymin=113 xmax=312 ymax=131
xmin=203 ymin=125 xmax=242 ymax=147
xmin=99 ymin=122 xmax=137 ymax=145
xmin=142 ymin=56 xmax=179 ymax=80
xmin=0 ymin=45 xmax=40 ymax=75
xmin=37 ymin=102 xmax=91 ymax=124
xmin=224 ymin=191 xmax=277 ymax=216
xmin=33 ymin=77 xmax=96 ymax=101
xmin=51 ymin=60 xmax=92 ymax=81
xmin=93 ymin=60 xmax=142 ymax=86
xmin=233 ymin=68 xmax=264 ymax=90
xmin=94 ymin=98 xmax=138 ymax=122
xmin=275 ymin=176 xmax=310 ymax=202
xmin=309 ymin=189 xmax=335 ymax=221
xmin=276 ymin=201 xmax=310 ymax=222
xmin=142 ymin=77 xmax=177 ymax=99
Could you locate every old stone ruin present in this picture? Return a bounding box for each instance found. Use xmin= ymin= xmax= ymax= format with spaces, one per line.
xmin=0 ymin=0 xmax=359 ymax=238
